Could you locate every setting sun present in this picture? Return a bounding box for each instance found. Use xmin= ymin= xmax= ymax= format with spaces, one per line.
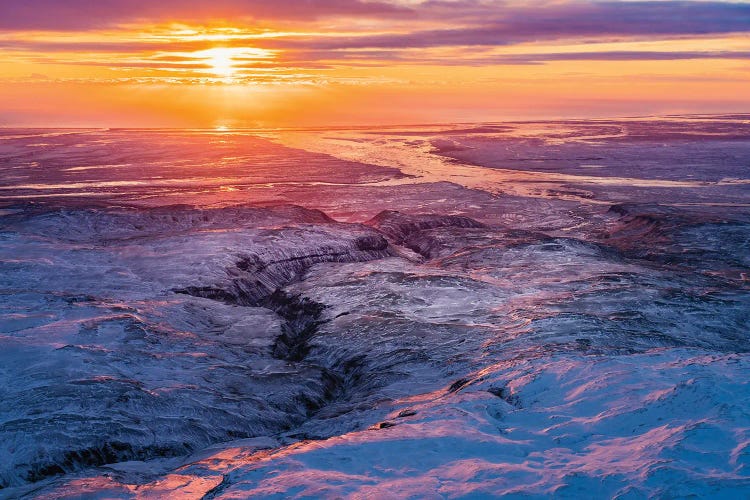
xmin=204 ymin=48 xmax=237 ymax=78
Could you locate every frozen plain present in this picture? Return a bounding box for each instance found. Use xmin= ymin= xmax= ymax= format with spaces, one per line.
xmin=1 ymin=116 xmax=749 ymax=498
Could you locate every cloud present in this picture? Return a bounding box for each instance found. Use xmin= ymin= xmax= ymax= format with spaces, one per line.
xmin=2 ymin=1 xmax=750 ymax=38
xmin=280 ymin=48 xmax=750 ymax=67
xmin=513 ymin=50 xmax=750 ymax=63
xmin=0 ymin=0 xmax=410 ymax=30
xmin=3 ymin=0 xmax=750 ymax=54
xmin=258 ymin=1 xmax=750 ymax=50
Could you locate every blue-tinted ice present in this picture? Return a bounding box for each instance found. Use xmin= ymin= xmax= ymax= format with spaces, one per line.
xmin=1 ymin=116 xmax=749 ymax=497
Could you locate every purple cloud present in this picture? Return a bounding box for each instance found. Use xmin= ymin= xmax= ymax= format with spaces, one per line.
xmin=1 ymin=1 xmax=750 ymax=38
xmin=260 ymin=1 xmax=750 ymax=50
xmin=0 ymin=0 xmax=410 ymax=30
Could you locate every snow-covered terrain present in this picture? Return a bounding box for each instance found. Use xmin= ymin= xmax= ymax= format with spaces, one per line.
xmin=1 ymin=117 xmax=749 ymax=498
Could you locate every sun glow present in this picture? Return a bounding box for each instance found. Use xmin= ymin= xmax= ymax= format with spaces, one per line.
xmin=204 ymin=48 xmax=237 ymax=78
xmin=188 ymin=46 xmax=276 ymax=79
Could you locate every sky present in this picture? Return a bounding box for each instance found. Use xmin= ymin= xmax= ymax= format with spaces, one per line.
xmin=1 ymin=0 xmax=749 ymax=127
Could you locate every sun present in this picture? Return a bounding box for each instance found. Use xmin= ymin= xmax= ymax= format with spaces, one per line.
xmin=188 ymin=46 xmax=274 ymax=79
xmin=205 ymin=48 xmax=236 ymax=78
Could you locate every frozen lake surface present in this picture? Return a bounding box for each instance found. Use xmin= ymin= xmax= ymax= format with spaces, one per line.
xmin=1 ymin=116 xmax=749 ymax=498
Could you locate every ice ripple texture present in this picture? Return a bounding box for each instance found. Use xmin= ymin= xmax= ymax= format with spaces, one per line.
xmin=1 ymin=199 xmax=749 ymax=498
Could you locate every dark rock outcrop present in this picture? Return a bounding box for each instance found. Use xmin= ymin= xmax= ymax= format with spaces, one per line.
xmin=365 ymin=210 xmax=486 ymax=245
xmin=176 ymin=229 xmax=391 ymax=306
